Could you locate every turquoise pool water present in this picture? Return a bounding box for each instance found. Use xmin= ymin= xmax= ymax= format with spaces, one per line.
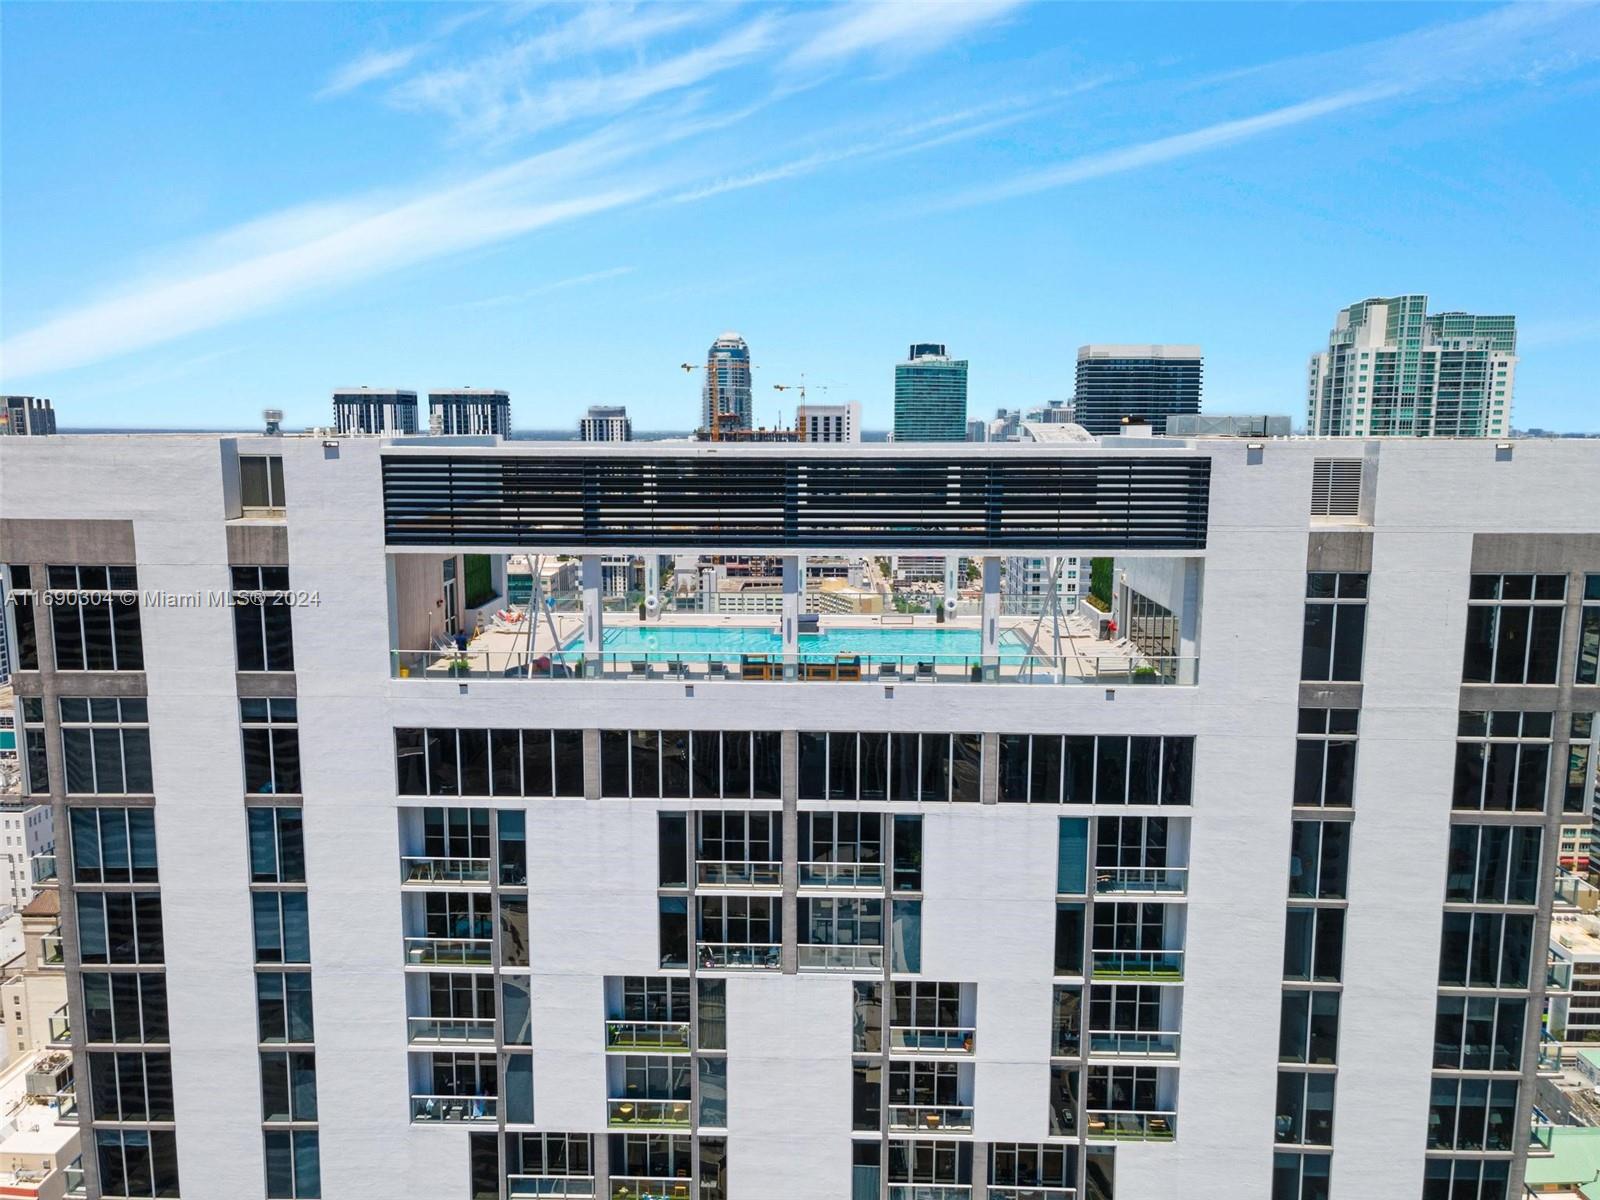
xmin=579 ymin=625 xmax=1029 ymax=659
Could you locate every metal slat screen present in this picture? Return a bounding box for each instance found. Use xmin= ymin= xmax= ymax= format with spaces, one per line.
xmin=382 ymin=455 xmax=1210 ymax=550
xmin=1310 ymin=459 xmax=1363 ymax=517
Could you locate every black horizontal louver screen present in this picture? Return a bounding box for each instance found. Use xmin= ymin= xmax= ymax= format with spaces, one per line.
xmin=382 ymin=455 xmax=1209 ymax=550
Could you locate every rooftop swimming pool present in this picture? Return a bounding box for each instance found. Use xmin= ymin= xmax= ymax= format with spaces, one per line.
xmin=576 ymin=624 xmax=1032 ymax=659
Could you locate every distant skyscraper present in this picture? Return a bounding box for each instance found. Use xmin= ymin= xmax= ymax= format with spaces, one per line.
xmin=333 ymin=388 xmax=418 ymax=435
xmin=893 ymin=343 xmax=968 ymax=442
xmin=428 ymin=389 xmax=510 ymax=436
xmin=580 ymin=405 xmax=633 ymax=442
xmin=0 ymin=395 xmax=55 ymax=436
xmin=702 ymin=333 xmax=753 ymax=433
xmin=1308 ymin=295 xmax=1517 ymax=437
xmin=1073 ymin=346 xmax=1202 ymax=435
xmin=795 ymin=402 xmax=860 ymax=443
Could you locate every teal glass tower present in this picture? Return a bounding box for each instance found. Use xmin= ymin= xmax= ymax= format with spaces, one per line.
xmin=893 ymin=343 xmax=968 ymax=442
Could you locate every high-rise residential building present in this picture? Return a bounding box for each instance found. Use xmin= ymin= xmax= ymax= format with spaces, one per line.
xmin=703 ymin=333 xmax=753 ymax=433
xmin=893 ymin=343 xmax=968 ymax=442
xmin=579 ymin=406 xmax=633 ymax=442
xmin=0 ymin=396 xmax=56 ymax=436
xmin=333 ymin=388 xmax=418 ymax=435
xmin=1073 ymin=346 xmax=1202 ymax=435
xmin=429 ymin=390 xmax=511 ymax=437
xmin=795 ymin=402 xmax=860 ymax=444
xmin=2 ymin=429 xmax=1598 ymax=1200
xmin=1307 ymin=295 xmax=1518 ymax=438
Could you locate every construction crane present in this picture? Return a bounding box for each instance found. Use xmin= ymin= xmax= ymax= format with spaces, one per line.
xmin=773 ymin=376 xmax=829 ymax=440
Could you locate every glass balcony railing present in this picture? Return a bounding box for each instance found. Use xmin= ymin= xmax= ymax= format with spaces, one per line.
xmin=411 ymin=1093 xmax=497 ymax=1122
xmin=48 ymin=1003 xmax=71 ymax=1045
xmin=799 ymin=861 xmax=886 ymax=889
xmin=1093 ymin=866 xmax=1188 ymax=896
xmin=696 ymin=860 xmax=782 ymax=888
xmin=1090 ymin=949 xmax=1184 ymax=981
xmin=606 ymin=1097 xmax=691 ymax=1128
xmin=64 ymin=1160 xmax=86 ymax=1199
xmin=508 ymin=1176 xmax=596 ymax=1197
xmin=887 ymin=1186 xmax=972 ymax=1200
xmin=29 ymin=854 xmax=57 ymax=885
xmin=402 ymin=856 xmax=491 ymax=885
xmin=797 ymin=944 xmax=884 ymax=972
xmin=608 ymin=1177 xmax=693 ymax=1200
xmin=1085 ymin=1109 xmax=1176 ymax=1140
xmin=887 ymin=1104 xmax=974 ymax=1133
xmin=696 ymin=942 xmax=780 ymax=970
xmin=606 ymin=1020 xmax=692 ymax=1053
xmin=1549 ymin=958 xmax=1575 ymax=993
xmin=889 ymin=1026 xmax=975 ymax=1055
xmin=41 ymin=930 xmax=64 ymax=967
xmin=404 ymin=937 xmax=493 ymax=967
xmin=1087 ymin=1030 xmax=1181 ymax=1058
xmin=989 ymin=1190 xmax=1076 ymax=1200
xmin=50 ymin=1088 xmax=78 ymax=1121
xmin=407 ymin=1016 xmax=496 ymax=1045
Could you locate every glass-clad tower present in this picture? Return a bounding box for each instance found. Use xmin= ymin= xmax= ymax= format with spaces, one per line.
xmin=703 ymin=334 xmax=753 ymax=433
xmin=893 ymin=343 xmax=968 ymax=442
xmin=1073 ymin=346 xmax=1202 ymax=435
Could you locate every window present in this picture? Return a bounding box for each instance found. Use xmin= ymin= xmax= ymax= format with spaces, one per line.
xmin=1053 ymin=988 xmax=1080 ymax=1060
xmin=249 ymin=808 xmax=307 ymax=883
xmin=90 ymin=1051 xmax=176 ymax=1121
xmin=1568 ymin=714 xmax=1598 ymax=815
xmin=886 ymin=1140 xmax=969 ymax=1187
xmin=1287 ymin=822 xmax=1350 ymax=900
xmin=1444 ymin=825 xmax=1540 ymax=904
xmin=697 ymin=812 xmax=781 ymax=875
xmin=990 ymin=1144 xmax=1073 ymax=1190
xmin=798 ymin=897 xmax=883 ymax=947
xmin=620 ymin=976 xmax=690 ymax=1022
xmin=242 ymin=699 xmax=301 ymax=794
xmin=508 ymin=1133 xmax=591 ymax=1179
xmin=71 ymin=807 xmax=158 ymax=883
xmin=233 ymin=567 xmax=295 ymax=672
xmin=241 ymin=455 xmax=287 ymax=511
xmin=263 ymin=1129 xmax=320 ymax=1199
xmin=83 ymin=973 xmax=169 ymax=1044
xmin=421 ymin=807 xmax=490 ymax=859
xmin=5 ymin=565 xmax=40 ymax=671
xmin=96 ymin=1128 xmax=180 ymax=1199
xmin=1274 ymin=1071 xmax=1335 ymax=1146
xmin=1579 ymin=575 xmax=1600 ymax=684
xmin=260 ymin=1051 xmax=318 ymax=1122
xmin=697 ymin=896 xmax=780 ymax=963
xmin=1453 ymin=711 xmax=1552 ymax=811
xmin=253 ymin=892 xmax=311 ymax=964
xmin=1272 ymin=1152 xmax=1331 ymax=1200
xmin=1125 ymin=587 xmax=1179 ymax=663
xmin=619 ymin=1054 xmax=690 ymax=1100
xmin=1422 ymin=1158 xmax=1509 ymax=1200
xmin=395 ymin=728 xmax=584 ymax=797
xmin=61 ymin=697 xmax=152 ymax=794
xmin=46 ymin=565 xmax=144 ymax=671
xmin=1278 ymin=991 xmax=1339 ymax=1065
xmin=800 ymin=732 xmax=981 ymax=802
xmin=78 ymin=892 xmax=164 ymax=964
xmin=1282 ymin=907 xmax=1343 ymax=983
xmin=1432 ymin=995 xmax=1525 ymax=1071
xmin=998 ymin=735 xmax=1193 ymax=805
xmin=257 ymin=973 xmax=316 ymax=1044
xmin=1294 ymin=709 xmax=1358 ymax=807
xmin=604 ymin=730 xmax=782 ymax=800
xmin=1437 ymin=911 xmax=1533 ymax=988
xmin=1300 ymin=573 xmax=1367 ymax=682
xmin=1462 ymin=573 xmax=1565 ymax=684
xmin=1054 ymin=904 xmax=1085 ymax=976
xmin=799 ymin=812 xmax=883 ymax=878
xmin=1427 ymin=1078 xmax=1518 ymax=1150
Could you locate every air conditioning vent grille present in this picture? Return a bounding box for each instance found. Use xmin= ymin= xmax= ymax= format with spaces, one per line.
xmin=1311 ymin=459 xmax=1362 ymax=517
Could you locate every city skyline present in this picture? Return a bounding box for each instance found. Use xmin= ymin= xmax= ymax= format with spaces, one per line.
xmin=3 ymin=3 xmax=1599 ymax=432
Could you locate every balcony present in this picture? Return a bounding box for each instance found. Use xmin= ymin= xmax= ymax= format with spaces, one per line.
xmin=887 ymin=1104 xmax=974 ymax=1134
xmin=989 ymin=1191 xmax=1076 ymax=1200
xmin=887 ymin=1187 xmax=971 ymax=1200
xmin=404 ymin=937 xmax=493 ymax=967
xmin=696 ymin=860 xmax=782 ymax=889
xmin=1087 ymin=1030 xmax=1181 ymax=1058
xmin=509 ymin=1176 xmax=596 ymax=1198
xmin=1085 ymin=1109 xmax=1176 ymax=1141
xmin=41 ymin=928 xmax=64 ymax=967
xmin=888 ymin=1026 xmax=976 ymax=1056
xmin=50 ymin=1087 xmax=79 ymax=1121
xmin=798 ymin=944 xmax=884 ymax=972
xmin=1093 ymin=866 xmax=1188 ymax=897
xmin=800 ymin=861 xmax=886 ymax=889
xmin=608 ymin=1177 xmax=692 ymax=1200
xmin=607 ymin=1097 xmax=691 ymax=1129
xmin=1549 ymin=958 xmax=1575 ymax=993
xmin=48 ymin=1003 xmax=71 ymax=1046
xmin=63 ymin=1160 xmax=86 ymax=1199
xmin=1090 ymin=949 xmax=1184 ymax=982
xmin=407 ymin=1016 xmax=496 ymax=1045
xmin=411 ymin=1093 xmax=497 ymax=1122
xmin=606 ymin=1020 xmax=692 ymax=1053
xmin=697 ymin=942 xmax=780 ymax=970
xmin=402 ymin=856 xmax=491 ymax=886
xmin=29 ymin=854 xmax=56 ymax=885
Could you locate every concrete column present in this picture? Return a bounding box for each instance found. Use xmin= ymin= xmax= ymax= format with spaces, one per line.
xmin=781 ymin=731 xmax=799 ymax=973
xmin=943 ymin=555 xmax=960 ymax=620
xmin=980 ymin=556 xmax=1001 ymax=680
xmin=580 ymin=554 xmax=603 ymax=674
xmin=980 ymin=732 xmax=1000 ymax=804
xmin=582 ymin=729 xmax=602 ymax=801
xmin=645 ymin=555 xmax=660 ymax=620
xmin=781 ymin=555 xmax=802 ymax=681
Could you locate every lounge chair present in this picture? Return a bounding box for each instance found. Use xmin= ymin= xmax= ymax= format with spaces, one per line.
xmin=706 ymin=660 xmax=728 ymax=679
xmin=837 ymin=655 xmax=862 ymax=680
xmin=878 ymin=660 xmax=899 ymax=681
xmin=916 ymin=660 xmax=936 ymax=682
xmin=629 ymin=660 xmax=653 ymax=679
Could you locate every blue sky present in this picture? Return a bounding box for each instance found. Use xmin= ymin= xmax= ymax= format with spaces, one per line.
xmin=2 ymin=1 xmax=1598 ymax=431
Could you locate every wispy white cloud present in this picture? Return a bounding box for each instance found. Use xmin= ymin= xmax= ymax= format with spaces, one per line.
xmin=446 ymin=265 xmax=636 ymax=311
xmin=317 ymin=45 xmax=426 ymax=99
xmin=1519 ymin=314 xmax=1600 ymax=351
xmin=786 ymin=0 xmax=1025 ymax=70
